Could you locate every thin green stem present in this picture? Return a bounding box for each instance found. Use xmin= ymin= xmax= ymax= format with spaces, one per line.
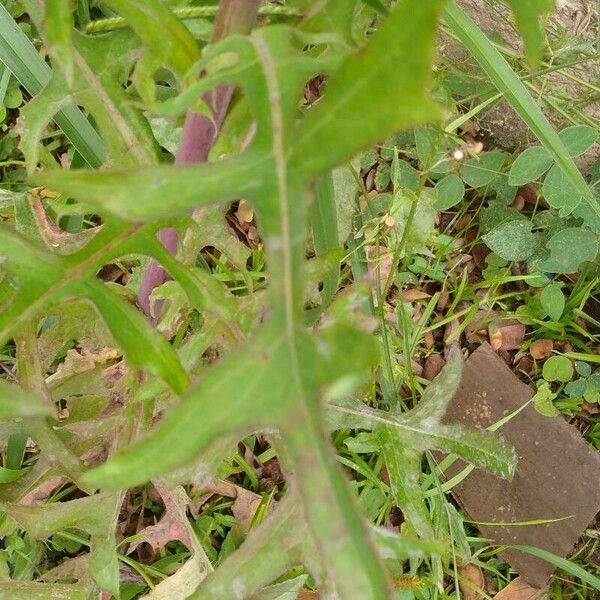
xmin=84 ymin=5 xmax=302 ymax=34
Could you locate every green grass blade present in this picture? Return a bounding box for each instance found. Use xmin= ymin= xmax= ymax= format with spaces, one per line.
xmin=444 ymin=1 xmax=599 ymax=219
xmin=0 ymin=3 xmax=104 ymax=167
xmin=513 ymin=545 xmax=600 ymax=590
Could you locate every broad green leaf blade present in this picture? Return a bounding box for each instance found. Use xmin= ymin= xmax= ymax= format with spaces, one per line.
xmin=378 ymin=429 xmax=434 ymax=538
xmin=434 ymin=174 xmax=465 ymax=210
xmin=0 ymin=582 xmax=91 ymax=599
xmin=538 ymin=227 xmax=599 ymax=274
xmin=0 ymin=224 xmax=64 ymax=345
xmin=508 ymin=146 xmax=553 ymax=186
xmin=44 ymin=0 xmax=75 ymax=85
xmin=372 ymin=525 xmax=445 ymax=558
xmin=482 ymin=220 xmax=538 ymax=262
xmin=291 ymin=0 xmax=444 ymax=176
xmin=0 ymin=379 xmax=51 ymax=418
xmin=103 ymin=0 xmax=200 ymax=77
xmin=70 ymin=279 xmax=189 ymax=395
xmin=292 ymin=0 xmax=359 ymax=44
xmin=504 ymin=0 xmax=554 ymax=64
xmin=70 ymin=30 xmax=158 ymax=166
xmin=408 ymin=346 xmax=463 ymax=421
xmin=0 ymin=3 xmax=103 ymax=167
xmin=540 ymin=283 xmax=565 ymax=321
xmin=377 ymin=347 xmax=515 ymax=538
xmin=37 ymin=153 xmax=267 ymax=220
xmin=251 ymin=575 xmax=309 ymax=600
xmin=542 ymin=164 xmax=585 ymax=214
xmin=461 ymin=150 xmax=507 ymax=188
xmin=284 ymin=406 xmax=394 ymax=599
xmin=444 ymin=2 xmax=599 ymax=219
xmin=310 ymin=173 xmax=341 ymax=319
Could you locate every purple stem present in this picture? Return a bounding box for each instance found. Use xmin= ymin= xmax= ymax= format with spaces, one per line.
xmin=138 ymin=89 xmax=233 ymax=319
xmin=138 ymin=0 xmax=261 ymax=319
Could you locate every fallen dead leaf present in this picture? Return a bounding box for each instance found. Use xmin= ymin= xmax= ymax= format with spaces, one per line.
xmin=493 ymin=577 xmax=547 ymax=600
xmin=402 ymin=288 xmax=431 ymax=302
xmin=511 ymin=195 xmax=525 ymax=211
xmin=423 ymin=330 xmax=434 ymax=349
xmin=458 ymin=563 xmax=485 ymax=600
xmin=206 ymin=480 xmax=267 ymax=531
xmin=437 ymin=288 xmax=450 ymax=311
xmin=128 ymin=482 xmax=193 ymax=554
xmin=529 ymin=339 xmax=554 ymax=360
xmin=488 ymin=320 xmax=525 ymax=352
xmin=297 ymin=591 xmax=319 ymax=600
xmin=423 ymin=354 xmax=446 ymax=380
xmin=21 ymin=476 xmax=67 ymax=505
xmin=236 ymin=199 xmax=254 ymax=223
xmin=384 ymin=214 xmax=396 ymax=228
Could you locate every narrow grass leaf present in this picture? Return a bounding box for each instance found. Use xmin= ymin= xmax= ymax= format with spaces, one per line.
xmin=0 ymin=4 xmax=103 ymax=167
xmin=444 ymin=2 xmax=599 ymax=219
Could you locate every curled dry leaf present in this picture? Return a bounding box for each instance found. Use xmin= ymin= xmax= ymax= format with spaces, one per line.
xmin=458 ymin=562 xmax=485 ymax=600
xmin=21 ymin=476 xmax=66 ymax=506
xmin=489 ymin=320 xmax=525 ymax=352
xmin=529 ymin=339 xmax=554 ymax=360
xmin=128 ymin=482 xmax=193 ymax=554
xmin=402 ymin=288 xmax=431 ymax=302
xmin=206 ymin=480 xmax=268 ymax=530
xmin=423 ymin=354 xmax=446 ymax=380
xmin=236 ymin=199 xmax=255 ymax=224
xmin=493 ymin=577 xmax=547 ymax=600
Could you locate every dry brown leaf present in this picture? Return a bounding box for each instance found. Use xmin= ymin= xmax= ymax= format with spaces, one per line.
xmin=458 ymin=562 xmax=485 ymax=600
xmin=423 ymin=354 xmax=446 ymax=380
xmin=402 ymin=288 xmax=431 ymax=302
xmin=488 ymin=320 xmax=525 ymax=352
xmin=47 ymin=347 xmax=120 ymax=387
xmin=366 ymin=245 xmax=393 ymax=292
xmin=493 ymin=577 xmax=547 ymax=600
xmin=297 ymin=591 xmax=319 ymax=600
xmin=206 ymin=480 xmax=266 ymax=530
xmin=128 ymin=482 xmax=193 ymax=554
xmin=236 ymin=199 xmax=254 ymax=223
xmin=437 ymin=288 xmax=450 ymax=310
xmin=21 ymin=476 xmax=66 ymax=505
xmin=529 ymin=339 xmax=554 ymax=360
xmin=423 ymin=330 xmax=434 ymax=349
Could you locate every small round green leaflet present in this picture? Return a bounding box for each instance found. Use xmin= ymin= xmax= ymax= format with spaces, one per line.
xmin=532 ymin=381 xmax=558 ymax=417
xmin=482 ymin=219 xmax=537 ymax=262
xmin=565 ymin=378 xmax=586 ymax=398
xmin=558 ymin=125 xmax=599 ymax=158
xmin=461 ymin=150 xmax=507 ymax=188
xmin=542 ymin=165 xmax=585 ymax=214
xmin=542 ymin=355 xmax=574 ymax=383
xmin=508 ymin=146 xmax=552 ymax=186
xmin=539 ymin=283 xmax=564 ymax=322
xmin=538 ymin=227 xmax=598 ymax=274
xmin=575 ymin=360 xmax=592 ymax=378
xmin=433 ymin=174 xmax=464 ymax=210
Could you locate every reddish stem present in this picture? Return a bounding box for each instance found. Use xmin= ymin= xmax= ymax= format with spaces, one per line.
xmin=138 ymin=0 xmax=261 ymax=319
